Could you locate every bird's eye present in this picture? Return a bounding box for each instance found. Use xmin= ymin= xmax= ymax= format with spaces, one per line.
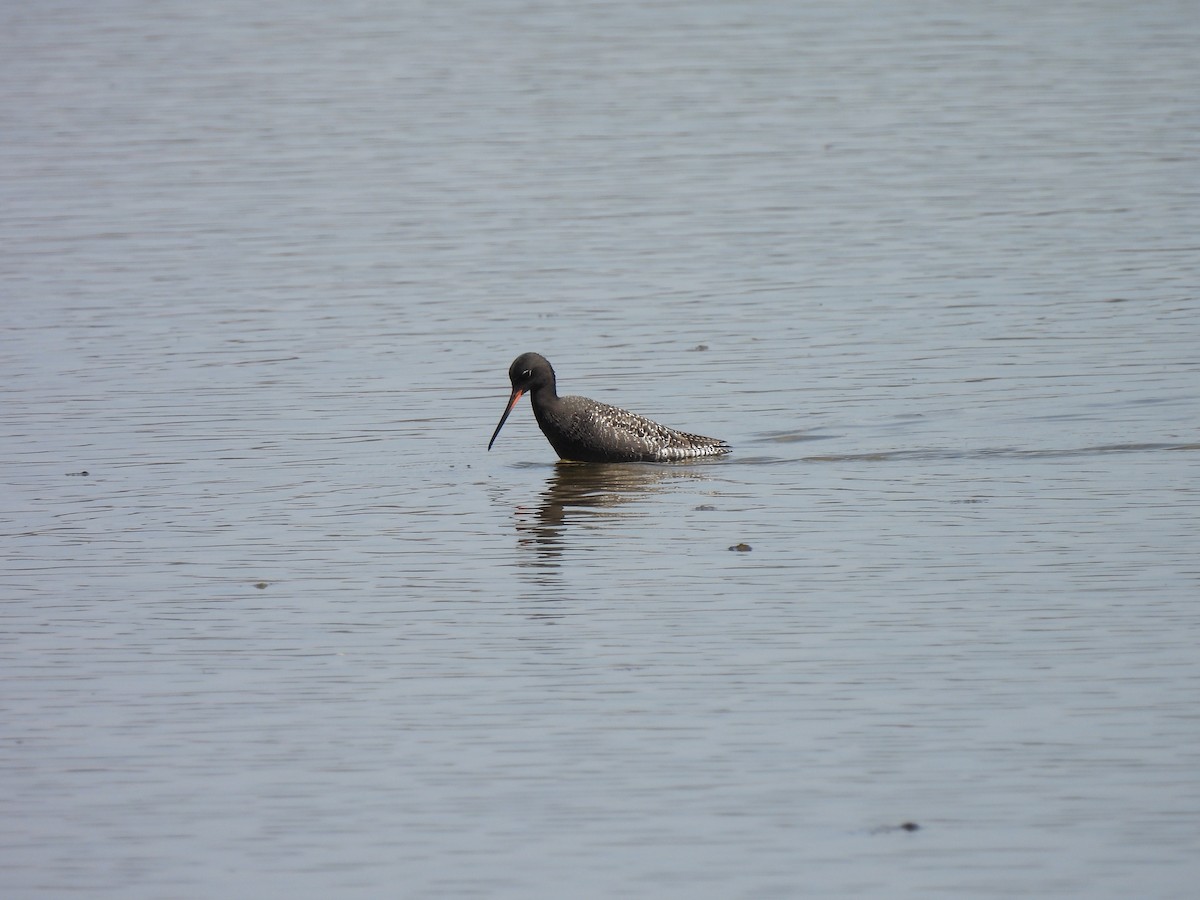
xmin=522 ymin=369 xmax=532 ymax=378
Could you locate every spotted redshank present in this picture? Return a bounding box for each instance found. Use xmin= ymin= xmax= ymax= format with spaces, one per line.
xmin=487 ymin=352 xmax=731 ymax=462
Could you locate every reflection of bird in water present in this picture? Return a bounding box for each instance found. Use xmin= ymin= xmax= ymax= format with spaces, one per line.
xmin=513 ymin=462 xmax=718 ymax=562
xmin=488 ymin=353 xmax=731 ymax=462
xmin=537 ymin=462 xmax=682 ymax=521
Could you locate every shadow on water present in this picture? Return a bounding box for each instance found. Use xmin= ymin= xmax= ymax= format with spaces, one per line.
xmin=681 ymin=441 xmax=1195 ymax=468
xmin=509 ymin=460 xmax=723 ymax=567
xmin=686 ymin=440 xmax=1199 ymax=467
xmin=801 ymin=442 xmax=1200 ymax=463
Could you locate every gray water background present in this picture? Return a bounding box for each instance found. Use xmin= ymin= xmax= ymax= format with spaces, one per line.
xmin=3 ymin=1 xmax=1199 ymax=897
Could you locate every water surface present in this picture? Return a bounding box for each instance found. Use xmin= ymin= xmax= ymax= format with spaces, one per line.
xmin=2 ymin=1 xmax=1198 ymax=897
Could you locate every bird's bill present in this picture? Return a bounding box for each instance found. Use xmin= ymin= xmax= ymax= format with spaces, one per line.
xmin=487 ymin=388 xmax=524 ymax=450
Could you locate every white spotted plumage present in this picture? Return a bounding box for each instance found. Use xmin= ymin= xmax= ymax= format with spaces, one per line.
xmin=489 ymin=352 xmax=732 ymax=463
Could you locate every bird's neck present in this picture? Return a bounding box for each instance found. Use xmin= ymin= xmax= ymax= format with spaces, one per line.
xmin=529 ymin=380 xmax=558 ymax=404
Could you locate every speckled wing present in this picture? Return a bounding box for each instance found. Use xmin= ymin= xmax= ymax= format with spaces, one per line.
xmin=560 ymin=396 xmax=731 ymax=462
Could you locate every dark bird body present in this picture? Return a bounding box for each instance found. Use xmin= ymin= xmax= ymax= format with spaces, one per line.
xmin=488 ymin=353 xmax=731 ymax=463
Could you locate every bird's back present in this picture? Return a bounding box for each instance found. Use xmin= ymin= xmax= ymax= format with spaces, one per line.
xmin=537 ymin=395 xmax=730 ymax=462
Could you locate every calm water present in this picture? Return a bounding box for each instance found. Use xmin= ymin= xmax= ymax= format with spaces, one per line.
xmin=3 ymin=1 xmax=1199 ymax=897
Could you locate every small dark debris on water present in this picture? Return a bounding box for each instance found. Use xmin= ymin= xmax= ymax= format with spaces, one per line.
xmin=254 ymin=582 xmax=269 ymax=590
xmin=690 ymin=344 xmax=709 ymax=351
xmin=870 ymin=821 xmax=921 ymax=834
xmin=66 ymin=470 xmax=89 ymax=477
xmin=695 ymin=504 xmax=716 ymax=511
xmin=729 ymin=542 xmax=752 ymax=552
